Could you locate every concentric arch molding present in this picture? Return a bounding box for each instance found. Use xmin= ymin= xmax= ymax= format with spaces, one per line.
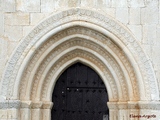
xmin=20 ymin=27 xmax=137 ymax=102
xmin=1 ymin=8 xmax=159 ymax=101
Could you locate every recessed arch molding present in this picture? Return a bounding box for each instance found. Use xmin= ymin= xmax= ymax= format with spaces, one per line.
xmin=0 ymin=8 xmax=159 ymax=120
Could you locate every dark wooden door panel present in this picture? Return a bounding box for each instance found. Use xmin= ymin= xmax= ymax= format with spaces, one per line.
xmin=52 ymin=63 xmax=109 ymax=120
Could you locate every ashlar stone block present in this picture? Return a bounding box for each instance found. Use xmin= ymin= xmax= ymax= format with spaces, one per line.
xmin=30 ymin=13 xmax=50 ymax=25
xmin=0 ymin=12 xmax=4 ymax=36
xmin=112 ymin=0 xmax=127 ymax=7
xmin=16 ymin=0 xmax=40 ymax=12
xmin=129 ymin=8 xmax=140 ymax=24
xmin=142 ymin=25 xmax=157 ymax=45
xmin=156 ymin=25 xmax=160 ymax=44
xmin=81 ymin=0 xmax=95 ymax=7
xmin=41 ymin=0 xmax=56 ymax=12
xmin=5 ymin=25 xmax=23 ymax=41
xmin=7 ymin=41 xmax=19 ymax=57
xmin=116 ymin=8 xmax=128 ymax=24
xmin=68 ymin=0 xmax=81 ymax=7
xmin=4 ymin=0 xmax=16 ymax=12
xmin=96 ymin=0 xmax=111 ymax=8
xmin=128 ymin=0 xmax=145 ymax=7
xmin=145 ymin=0 xmax=158 ymax=7
xmin=23 ymin=26 xmax=33 ymax=36
xmin=141 ymin=44 xmax=152 ymax=60
xmin=5 ymin=13 xmax=29 ymax=26
xmin=152 ymin=44 xmax=160 ymax=71
xmin=0 ymin=37 xmax=7 ymax=79
xmin=0 ymin=0 xmax=16 ymax=12
xmin=151 ymin=25 xmax=160 ymax=71
xmin=0 ymin=0 xmax=4 ymax=11
xmin=103 ymin=8 xmax=115 ymax=18
xmin=141 ymin=6 xmax=159 ymax=24
xmin=127 ymin=25 xmax=142 ymax=42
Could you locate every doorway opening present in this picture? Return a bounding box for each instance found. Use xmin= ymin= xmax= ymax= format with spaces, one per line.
xmin=51 ymin=62 xmax=109 ymax=120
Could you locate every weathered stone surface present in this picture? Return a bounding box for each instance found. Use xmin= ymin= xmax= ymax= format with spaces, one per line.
xmin=0 ymin=0 xmax=16 ymax=12
xmin=41 ymin=0 xmax=56 ymax=12
xmin=97 ymin=0 xmax=111 ymax=8
xmin=0 ymin=38 xmax=7 ymax=79
xmin=152 ymin=43 xmax=160 ymax=71
xmin=128 ymin=0 xmax=145 ymax=7
xmin=0 ymin=1 xmax=160 ymax=120
xmin=103 ymin=8 xmax=115 ymax=17
xmin=145 ymin=0 xmax=159 ymax=7
xmin=81 ymin=0 xmax=96 ymax=8
xmin=5 ymin=25 xmax=23 ymax=41
xmin=5 ymin=13 xmax=29 ymax=26
xmin=7 ymin=41 xmax=19 ymax=57
xmin=129 ymin=8 xmax=140 ymax=24
xmin=4 ymin=0 xmax=16 ymax=12
xmin=0 ymin=13 xmax=4 ymax=36
xmin=116 ymin=8 xmax=128 ymax=24
xmin=23 ymin=26 xmax=33 ymax=36
xmin=157 ymin=25 xmax=160 ymax=44
xmin=68 ymin=0 xmax=81 ymax=7
xmin=142 ymin=44 xmax=152 ymax=60
xmin=0 ymin=109 xmax=7 ymax=119
xmin=16 ymin=0 xmax=40 ymax=12
xmin=142 ymin=25 xmax=157 ymax=45
xmin=8 ymin=109 xmax=19 ymax=119
xmin=128 ymin=25 xmax=142 ymax=42
xmin=151 ymin=25 xmax=160 ymax=71
xmin=0 ymin=0 xmax=4 ymax=11
xmin=112 ymin=0 xmax=127 ymax=7
xmin=30 ymin=13 xmax=50 ymax=25
xmin=141 ymin=7 xmax=159 ymax=24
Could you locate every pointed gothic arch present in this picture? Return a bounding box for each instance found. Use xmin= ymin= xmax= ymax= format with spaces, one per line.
xmin=0 ymin=8 xmax=159 ymax=120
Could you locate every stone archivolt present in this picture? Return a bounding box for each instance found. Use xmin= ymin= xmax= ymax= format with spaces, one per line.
xmin=20 ymin=26 xmax=138 ymax=103
xmin=0 ymin=8 xmax=159 ymax=119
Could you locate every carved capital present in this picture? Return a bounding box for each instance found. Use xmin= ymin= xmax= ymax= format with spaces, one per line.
xmin=0 ymin=100 xmax=20 ymax=109
xmin=21 ymin=101 xmax=32 ymax=108
xmin=31 ymin=101 xmax=43 ymax=109
xmin=107 ymin=102 xmax=118 ymax=109
xmin=128 ymin=101 xmax=139 ymax=109
xmin=138 ymin=101 xmax=160 ymax=110
xmin=42 ymin=101 xmax=53 ymax=109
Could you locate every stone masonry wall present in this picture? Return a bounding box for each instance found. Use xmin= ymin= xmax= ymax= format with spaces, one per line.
xmin=0 ymin=0 xmax=160 ymax=91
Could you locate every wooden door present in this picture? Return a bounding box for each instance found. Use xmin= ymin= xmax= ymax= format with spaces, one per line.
xmin=52 ymin=63 xmax=109 ymax=120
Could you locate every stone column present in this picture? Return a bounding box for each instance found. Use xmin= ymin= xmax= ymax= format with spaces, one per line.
xmin=107 ymin=102 xmax=118 ymax=120
xmin=31 ymin=101 xmax=43 ymax=120
xmin=117 ymin=102 xmax=128 ymax=120
xmin=41 ymin=102 xmax=53 ymax=120
xmin=128 ymin=101 xmax=139 ymax=120
xmin=20 ymin=101 xmax=32 ymax=120
xmin=0 ymin=100 xmax=21 ymax=120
